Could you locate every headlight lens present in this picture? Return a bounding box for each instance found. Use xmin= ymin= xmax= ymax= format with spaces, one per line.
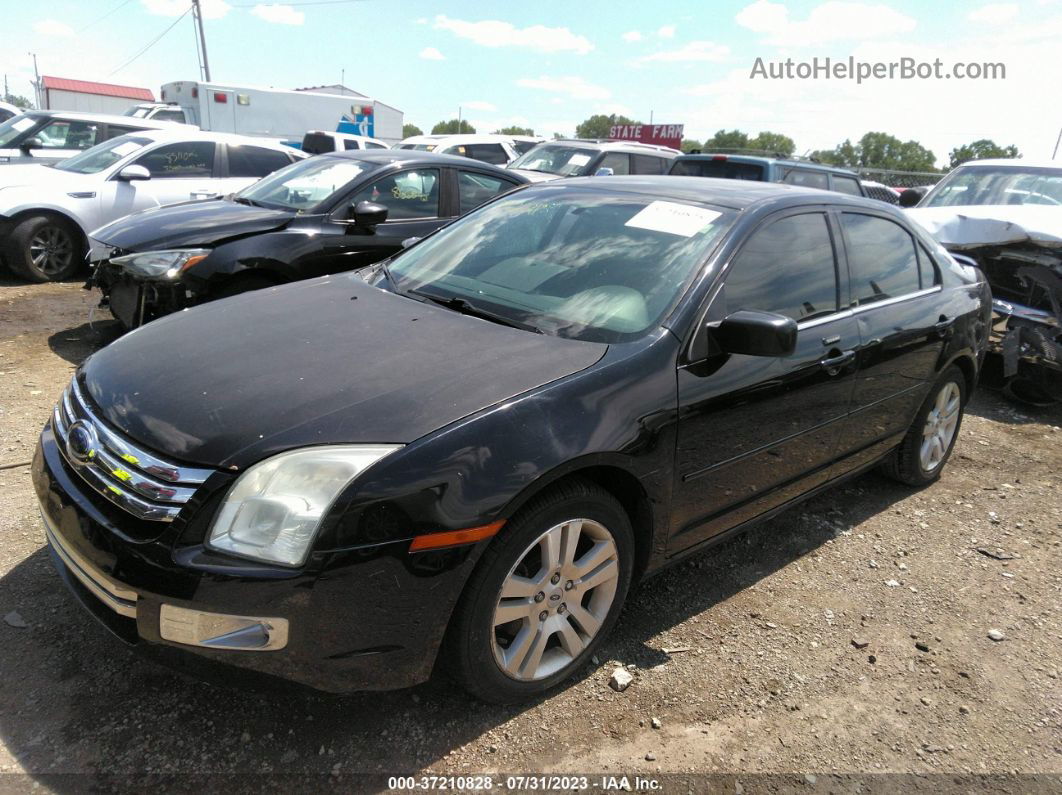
xmin=207 ymin=445 xmax=401 ymax=567
xmin=110 ymin=249 xmax=211 ymax=279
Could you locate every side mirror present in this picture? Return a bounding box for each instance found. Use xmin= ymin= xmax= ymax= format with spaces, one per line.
xmin=401 ymin=236 xmax=421 ymax=248
xmin=713 ymin=310 xmax=797 ymax=357
xmin=19 ymin=137 xmax=42 ymax=153
xmin=118 ymin=165 xmax=151 ymax=181
xmin=349 ymin=200 xmax=388 ymax=228
xmin=593 ymin=167 xmax=615 ymax=177
xmin=898 ymin=188 xmax=923 ymax=208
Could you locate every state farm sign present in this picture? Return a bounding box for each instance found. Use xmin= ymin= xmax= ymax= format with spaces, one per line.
xmin=608 ymin=124 xmax=684 ymax=150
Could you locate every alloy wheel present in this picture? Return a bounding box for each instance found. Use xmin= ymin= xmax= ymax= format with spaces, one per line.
xmin=29 ymin=226 xmax=74 ymax=277
xmin=920 ymin=381 xmax=961 ymax=471
xmin=491 ymin=518 xmax=619 ymax=681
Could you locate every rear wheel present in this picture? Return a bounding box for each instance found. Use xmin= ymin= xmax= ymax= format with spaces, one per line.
xmin=446 ymin=480 xmax=634 ymax=703
xmin=881 ymin=365 xmax=967 ymax=486
xmin=5 ymin=215 xmax=84 ymax=282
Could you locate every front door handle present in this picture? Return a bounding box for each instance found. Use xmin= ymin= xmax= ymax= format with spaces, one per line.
xmin=820 ymin=350 xmax=855 ymax=373
xmin=934 ymin=316 xmax=953 ymax=336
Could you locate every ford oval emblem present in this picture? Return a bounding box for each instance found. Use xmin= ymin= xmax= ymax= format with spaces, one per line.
xmin=65 ymin=421 xmax=98 ymax=465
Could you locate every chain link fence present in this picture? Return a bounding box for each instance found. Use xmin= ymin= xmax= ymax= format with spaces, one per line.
xmin=854 ymin=168 xmax=944 ymax=189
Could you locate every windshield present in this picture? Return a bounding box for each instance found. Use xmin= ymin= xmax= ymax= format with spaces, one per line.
xmin=0 ymin=114 xmax=44 ymax=148
xmin=54 ymin=135 xmax=152 ymax=174
xmin=236 ymin=155 xmax=375 ymax=211
xmin=924 ymin=164 xmax=1062 ymax=207
xmin=381 ymin=187 xmax=736 ymax=343
xmin=509 ymin=144 xmax=598 ymax=176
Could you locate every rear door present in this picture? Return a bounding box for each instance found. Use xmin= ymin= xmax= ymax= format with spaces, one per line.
xmin=631 ymin=154 xmax=669 ymax=175
xmin=218 ymin=143 xmax=296 ymax=195
xmin=670 ymin=209 xmax=860 ymax=553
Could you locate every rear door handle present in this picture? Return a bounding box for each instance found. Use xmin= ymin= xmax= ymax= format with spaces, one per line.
xmin=934 ymin=316 xmax=953 ymax=335
xmin=820 ymin=350 xmax=855 ymax=372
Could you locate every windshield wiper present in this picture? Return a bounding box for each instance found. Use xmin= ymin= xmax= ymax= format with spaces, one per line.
xmin=411 ymin=291 xmax=541 ymax=333
xmin=232 ymin=196 xmax=263 ymax=207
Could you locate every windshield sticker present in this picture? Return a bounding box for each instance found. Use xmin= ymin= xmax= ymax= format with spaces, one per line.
xmin=568 ymin=154 xmax=591 ymax=167
xmin=625 ymin=201 xmax=722 ymax=237
xmin=112 ymin=142 xmax=143 ymax=157
xmin=11 ymin=117 xmax=35 ymax=132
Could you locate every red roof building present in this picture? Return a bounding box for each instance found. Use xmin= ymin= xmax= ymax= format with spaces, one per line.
xmin=41 ymin=76 xmax=154 ymax=113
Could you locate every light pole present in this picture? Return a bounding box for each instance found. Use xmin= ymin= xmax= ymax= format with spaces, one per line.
xmin=192 ymin=0 xmax=212 ymax=82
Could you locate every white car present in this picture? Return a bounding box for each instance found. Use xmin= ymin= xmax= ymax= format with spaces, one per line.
xmin=0 ymin=101 xmax=22 ymax=123
xmin=300 ymin=130 xmax=390 ymax=154
xmin=0 ymin=129 xmax=303 ymax=282
xmin=394 ymin=134 xmax=521 ymax=166
xmin=0 ymin=110 xmax=187 ymax=167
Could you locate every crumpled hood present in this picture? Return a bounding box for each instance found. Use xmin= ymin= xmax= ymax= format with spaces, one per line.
xmin=90 ymin=198 xmax=296 ymax=251
xmin=907 ymin=205 xmax=1062 ymax=250
xmin=81 ymin=275 xmax=606 ymax=468
xmin=508 ymin=168 xmax=562 ymax=183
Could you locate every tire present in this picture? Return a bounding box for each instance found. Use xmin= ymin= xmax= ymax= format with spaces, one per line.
xmin=881 ymin=365 xmax=967 ymax=486
xmin=445 ymin=479 xmax=635 ymax=704
xmin=4 ymin=214 xmax=85 ymax=283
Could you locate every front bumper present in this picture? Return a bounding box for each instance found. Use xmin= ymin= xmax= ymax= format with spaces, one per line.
xmin=32 ymin=425 xmax=471 ymax=693
xmin=91 ymin=259 xmax=196 ymax=329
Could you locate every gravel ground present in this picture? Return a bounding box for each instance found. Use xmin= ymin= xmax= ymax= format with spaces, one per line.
xmin=0 ymin=279 xmax=1059 ymax=789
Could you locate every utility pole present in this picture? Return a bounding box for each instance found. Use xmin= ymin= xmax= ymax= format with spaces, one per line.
xmin=1053 ymin=126 xmax=1062 ymax=160
xmin=28 ymin=52 xmax=41 ymax=108
xmin=192 ymin=0 xmax=212 ymax=82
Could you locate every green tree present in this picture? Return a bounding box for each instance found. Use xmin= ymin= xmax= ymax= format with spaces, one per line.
xmin=748 ymin=131 xmax=795 ymax=157
xmin=948 ymin=139 xmax=1020 ymax=169
xmin=431 ymin=119 xmax=476 ymax=134
xmin=574 ymin=114 xmax=640 ymax=139
xmin=680 ymin=138 xmax=702 ymax=153
xmin=494 ymin=125 xmax=536 ymax=136
xmin=703 ymin=129 xmax=749 ymax=152
xmin=813 ymin=132 xmax=937 ymax=171
xmin=3 ymin=93 xmax=33 ymax=109
xmin=402 ymin=123 xmax=423 ymax=138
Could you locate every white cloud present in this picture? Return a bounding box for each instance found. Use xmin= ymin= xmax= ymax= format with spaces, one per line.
xmin=419 ymin=46 xmax=445 ymax=60
xmin=516 ymin=75 xmax=611 ymax=100
xmin=735 ymin=0 xmax=916 ymax=46
xmin=33 ymin=19 xmax=74 ymax=37
xmin=414 ymin=17 xmax=428 ymax=24
xmin=434 ymin=15 xmax=594 ymax=54
xmin=463 ymin=100 xmax=497 ymax=111
xmin=622 ymin=30 xmax=643 ymax=42
xmin=657 ymin=24 xmax=677 ymax=38
xmin=142 ymin=0 xmax=230 ymax=19
xmin=968 ymin=3 xmax=1019 ymax=23
xmin=594 ymin=103 xmax=635 ymax=117
xmin=637 ymin=41 xmax=730 ymax=64
xmin=250 ymin=4 xmax=304 ymax=25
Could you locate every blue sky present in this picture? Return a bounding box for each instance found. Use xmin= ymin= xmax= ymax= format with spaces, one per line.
xmin=4 ymin=0 xmax=1062 ymax=165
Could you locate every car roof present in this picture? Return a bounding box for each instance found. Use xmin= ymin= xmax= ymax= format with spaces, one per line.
xmin=123 ymin=128 xmax=298 ymax=150
xmin=676 ymin=152 xmax=860 ymax=176
xmin=527 ymin=175 xmax=897 ymax=212
xmin=21 ymin=109 xmax=184 ymax=128
xmin=546 ymin=139 xmax=681 ymax=155
xmin=400 ymin=134 xmax=516 ymax=145
xmin=955 ymin=158 xmax=1062 ymax=170
xmin=316 ymin=148 xmax=527 ymax=174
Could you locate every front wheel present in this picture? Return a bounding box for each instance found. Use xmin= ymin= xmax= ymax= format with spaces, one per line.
xmin=4 ymin=215 xmax=85 ymax=282
xmin=881 ymin=365 xmax=967 ymax=486
xmin=446 ymin=480 xmax=634 ymax=703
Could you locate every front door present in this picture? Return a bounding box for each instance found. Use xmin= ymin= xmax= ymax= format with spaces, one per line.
xmin=107 ymin=141 xmax=220 ymax=222
xmin=670 ymin=210 xmax=859 ymax=554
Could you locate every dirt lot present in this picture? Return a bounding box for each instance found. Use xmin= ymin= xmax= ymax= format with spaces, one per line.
xmin=0 ymin=278 xmax=1059 ymax=789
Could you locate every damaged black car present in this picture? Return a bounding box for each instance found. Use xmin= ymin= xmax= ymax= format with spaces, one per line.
xmin=906 ymin=159 xmax=1062 ymax=404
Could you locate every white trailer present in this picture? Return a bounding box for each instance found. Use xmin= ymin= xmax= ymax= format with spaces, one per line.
xmin=158 ymin=82 xmax=402 ymax=145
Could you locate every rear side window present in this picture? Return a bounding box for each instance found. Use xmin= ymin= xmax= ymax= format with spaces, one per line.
xmin=465 ymin=143 xmax=510 ymax=165
xmin=152 ymin=109 xmax=186 ymax=123
xmin=781 ymin=168 xmax=829 ymax=189
xmin=343 ymin=140 xmax=361 ymax=150
xmin=724 ymin=213 xmax=838 ymax=323
xmin=831 ymin=175 xmax=862 ymax=195
xmin=365 ymin=141 xmax=388 ymax=149
xmin=631 ymin=154 xmax=667 ymax=175
xmin=458 ymin=171 xmax=516 ymax=213
xmin=599 ymin=152 xmax=630 ymax=175
xmin=669 ymin=159 xmax=765 ymax=180
xmin=133 ymin=141 xmax=215 ymax=178
xmin=842 ymin=213 xmax=921 ymax=305
xmin=302 ymin=132 xmax=336 ymax=154
xmin=227 ymin=145 xmax=293 ymax=178
xmin=348 ymin=168 xmax=440 ymax=220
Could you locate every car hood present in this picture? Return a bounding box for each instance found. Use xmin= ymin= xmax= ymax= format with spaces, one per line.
xmin=907 ymin=205 xmax=1062 ymax=250
xmin=81 ymin=275 xmax=606 ymax=468
xmin=508 ymin=168 xmax=563 ymax=183
xmin=90 ymin=199 xmax=297 ymax=251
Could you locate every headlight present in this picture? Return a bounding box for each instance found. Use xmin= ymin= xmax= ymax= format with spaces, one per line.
xmin=207 ymin=445 xmax=401 ymax=567
xmin=110 ymin=249 xmax=211 ymax=279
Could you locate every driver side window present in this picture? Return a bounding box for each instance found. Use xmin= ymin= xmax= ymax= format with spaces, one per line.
xmin=133 ymin=142 xmax=215 ymax=178
xmin=347 ymin=168 xmax=440 ymax=220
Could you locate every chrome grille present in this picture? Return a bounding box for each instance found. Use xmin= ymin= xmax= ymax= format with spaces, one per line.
xmin=52 ymin=378 xmax=214 ymax=522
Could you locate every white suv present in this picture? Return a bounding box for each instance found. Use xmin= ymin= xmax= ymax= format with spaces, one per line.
xmin=0 ymin=110 xmax=187 ymax=167
xmin=0 ymin=129 xmax=303 ymax=282
xmin=394 ymin=134 xmax=521 ymax=166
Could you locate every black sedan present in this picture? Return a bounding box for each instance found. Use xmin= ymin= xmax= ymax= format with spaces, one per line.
xmin=33 ymin=177 xmax=990 ymax=703
xmin=88 ymin=150 xmax=528 ymax=328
